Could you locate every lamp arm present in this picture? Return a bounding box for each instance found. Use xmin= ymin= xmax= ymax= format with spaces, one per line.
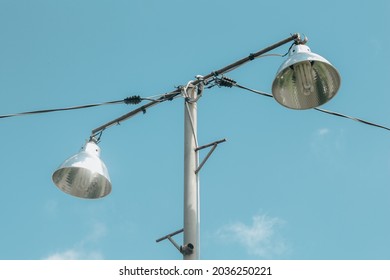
xmin=91 ymin=33 xmax=302 ymax=137
xmin=192 ymin=33 xmax=301 ymax=85
xmin=91 ymin=89 xmax=181 ymax=137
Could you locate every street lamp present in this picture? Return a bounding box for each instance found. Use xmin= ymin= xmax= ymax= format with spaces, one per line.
xmin=52 ymin=139 xmax=111 ymax=199
xmin=52 ymin=33 xmax=340 ymax=260
xmin=273 ymin=43 xmax=340 ymax=109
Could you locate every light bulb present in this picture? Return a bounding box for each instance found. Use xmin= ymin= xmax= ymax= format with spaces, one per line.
xmin=293 ymin=61 xmax=315 ymax=96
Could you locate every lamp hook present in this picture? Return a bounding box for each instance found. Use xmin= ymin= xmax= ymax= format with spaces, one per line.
xmin=294 ymin=33 xmax=309 ymax=45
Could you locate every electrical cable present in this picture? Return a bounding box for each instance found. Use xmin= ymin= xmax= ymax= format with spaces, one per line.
xmin=0 ymin=94 xmax=170 ymax=119
xmin=235 ymin=83 xmax=273 ymax=98
xmin=0 ymin=99 xmax=131 ymax=119
xmin=225 ymin=79 xmax=390 ymax=133
xmin=1 ymin=77 xmax=390 ymax=134
xmin=0 ymin=99 xmax=125 ymax=119
xmin=313 ymin=107 xmax=390 ymax=132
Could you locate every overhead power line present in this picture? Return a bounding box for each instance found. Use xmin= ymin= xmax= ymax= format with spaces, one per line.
xmin=313 ymin=107 xmax=390 ymax=132
xmin=213 ymin=76 xmax=390 ymax=133
xmin=1 ymin=81 xmax=389 ymax=133
xmin=0 ymin=95 xmax=144 ymax=119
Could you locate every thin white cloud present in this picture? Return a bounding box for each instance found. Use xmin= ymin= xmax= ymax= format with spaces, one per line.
xmin=310 ymin=127 xmax=345 ymax=159
xmin=46 ymin=248 xmax=103 ymax=260
xmin=84 ymin=222 xmax=107 ymax=243
xmin=318 ymin=128 xmax=330 ymax=136
xmin=44 ymin=221 xmax=107 ymax=260
xmin=216 ymin=214 xmax=288 ymax=258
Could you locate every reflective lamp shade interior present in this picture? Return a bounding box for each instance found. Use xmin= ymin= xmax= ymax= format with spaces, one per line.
xmin=272 ymin=44 xmax=341 ymax=110
xmin=52 ymin=141 xmax=111 ymax=199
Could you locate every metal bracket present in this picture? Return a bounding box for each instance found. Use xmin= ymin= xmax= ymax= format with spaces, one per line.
xmin=195 ymin=138 xmax=226 ymax=174
xmin=156 ymin=228 xmax=193 ymax=255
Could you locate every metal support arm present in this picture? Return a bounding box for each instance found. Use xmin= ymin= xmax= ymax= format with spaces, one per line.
xmin=90 ymin=34 xmax=301 ymax=137
xmin=195 ymin=139 xmax=227 ymax=174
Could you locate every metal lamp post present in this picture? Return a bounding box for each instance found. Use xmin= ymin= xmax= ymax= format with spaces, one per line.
xmin=52 ymin=33 xmax=341 ymax=260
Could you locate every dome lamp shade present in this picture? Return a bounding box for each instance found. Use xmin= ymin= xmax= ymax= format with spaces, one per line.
xmin=52 ymin=140 xmax=111 ymax=199
xmin=272 ymin=44 xmax=341 ymax=110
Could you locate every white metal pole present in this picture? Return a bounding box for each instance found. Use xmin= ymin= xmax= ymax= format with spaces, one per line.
xmin=183 ymin=84 xmax=200 ymax=260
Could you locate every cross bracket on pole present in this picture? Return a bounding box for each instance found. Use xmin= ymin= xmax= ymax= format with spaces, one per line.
xmin=195 ymin=138 xmax=227 ymax=174
xmin=156 ymin=228 xmax=194 ymax=256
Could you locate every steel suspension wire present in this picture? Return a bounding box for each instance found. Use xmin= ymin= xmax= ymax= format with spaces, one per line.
xmin=234 ymin=83 xmax=273 ymax=98
xmin=0 ymin=95 xmax=151 ymax=119
xmin=230 ymin=81 xmax=390 ymax=133
xmin=0 ymin=100 xmax=127 ymax=119
xmin=313 ymin=107 xmax=390 ymax=132
xmin=2 ymin=77 xmax=390 ymax=134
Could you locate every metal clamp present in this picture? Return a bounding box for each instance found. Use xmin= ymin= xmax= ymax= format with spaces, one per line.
xmin=156 ymin=228 xmax=194 ymax=256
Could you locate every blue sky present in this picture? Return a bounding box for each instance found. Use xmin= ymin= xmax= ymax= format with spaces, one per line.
xmin=1 ymin=0 xmax=390 ymax=260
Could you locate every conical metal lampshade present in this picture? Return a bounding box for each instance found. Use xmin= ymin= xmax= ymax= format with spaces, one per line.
xmin=52 ymin=140 xmax=111 ymax=199
xmin=272 ymin=44 xmax=341 ymax=110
